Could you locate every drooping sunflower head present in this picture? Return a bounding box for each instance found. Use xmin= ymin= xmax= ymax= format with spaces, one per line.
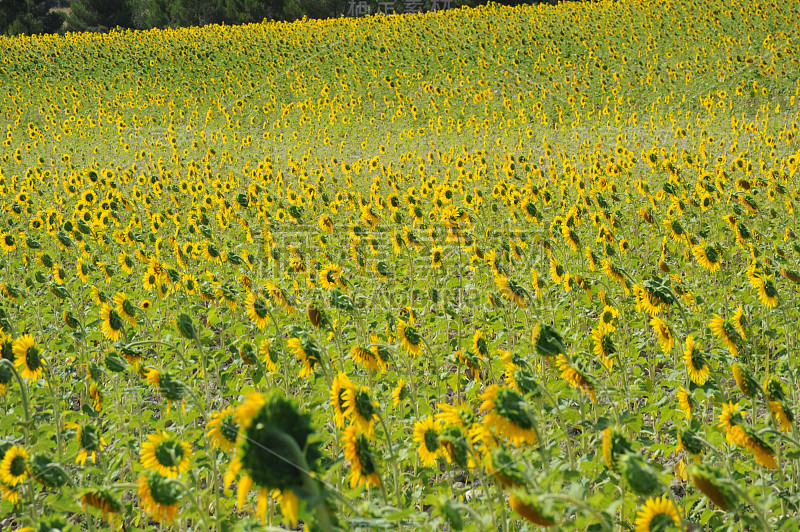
xmin=81 ymin=487 xmax=123 ymax=522
xmin=480 ymin=385 xmax=538 ymax=446
xmin=531 ymin=323 xmax=566 ymax=357
xmin=683 ymin=335 xmax=710 ymax=385
xmin=235 ymin=392 xmax=320 ymax=494
xmin=508 ymin=489 xmax=555 ymax=527
xmin=138 ymin=471 xmax=182 ymax=523
xmin=602 ymin=426 xmax=632 ymax=472
xmin=689 ymin=464 xmax=736 ymax=511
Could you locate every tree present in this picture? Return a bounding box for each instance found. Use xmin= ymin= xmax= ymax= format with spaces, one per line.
xmin=1 ymin=0 xmax=65 ymax=35
xmin=67 ymin=0 xmax=133 ymax=32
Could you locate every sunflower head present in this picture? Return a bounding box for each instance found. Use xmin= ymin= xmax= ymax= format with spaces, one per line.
xmin=508 ymin=489 xmax=555 ymax=527
xmin=236 ymin=392 xmax=320 ymax=494
xmin=531 ymin=323 xmax=566 ymax=357
xmin=689 ymin=464 xmax=737 ymax=511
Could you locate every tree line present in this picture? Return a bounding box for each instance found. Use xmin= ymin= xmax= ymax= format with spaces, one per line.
xmin=1 ymin=0 xmax=554 ymax=35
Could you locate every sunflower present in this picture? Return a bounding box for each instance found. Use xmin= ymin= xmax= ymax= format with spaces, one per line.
xmin=718 ymin=402 xmax=748 ymax=447
xmin=330 ymin=372 xmax=355 ymax=429
xmin=113 ymin=292 xmax=137 ymax=328
xmin=677 ymin=386 xmax=694 ymax=420
xmin=396 ymin=319 xmax=422 ymax=356
xmin=763 ymin=377 xmax=793 ymax=432
xmin=139 ymin=431 xmax=192 ymax=478
xmin=508 ymin=490 xmax=555 ymax=527
xmin=0 ymin=232 xmax=17 ymax=253
xmin=343 ymin=425 xmax=381 ymax=489
xmin=391 ymin=378 xmax=409 ymax=409
xmin=598 ymin=305 xmax=619 ymax=332
xmin=634 ymin=495 xmax=681 ymax=532
xmin=756 ymin=276 xmax=778 ymax=308
xmin=81 ymin=488 xmax=123 ymax=523
xmin=264 ymin=281 xmax=294 ymax=314
xmin=138 ymin=471 xmax=182 ymax=523
xmin=431 ymin=246 xmax=444 ymax=269
xmin=683 ymin=335 xmax=709 ymax=385
xmin=591 ymin=327 xmax=616 ymax=370
xmin=287 ymin=334 xmax=320 ymax=379
xmin=181 ymin=274 xmax=198 ymax=295
xmin=142 ymin=271 xmax=158 ymax=291
xmin=0 ymin=445 xmax=28 ymax=486
xmin=319 ymin=264 xmax=345 ymax=290
xmin=343 ymin=386 xmax=377 ymax=436
xmin=0 ymin=481 xmax=21 ymax=504
xmin=650 ymin=316 xmax=674 ymax=354
xmin=99 ymin=303 xmax=124 ymax=342
xmin=12 ymin=334 xmax=45 ymax=380
xmin=259 ymin=338 xmax=280 ymax=373
xmin=709 ymin=314 xmax=740 ymax=356
xmin=318 ymin=214 xmax=334 ymax=233
xmin=346 ymin=344 xmax=381 ymax=373
xmin=479 ymin=385 xmax=538 ymax=446
xmin=118 ymin=251 xmax=134 ymax=274
xmin=691 ymin=242 xmax=722 ymax=272
xmin=556 ymin=353 xmax=597 ymax=402
xmin=76 ymin=256 xmax=91 ymax=282
xmin=66 ymin=422 xmax=106 ymax=466
xmin=245 ymin=291 xmax=270 ymax=329
xmin=472 ymin=330 xmax=489 ymax=358
xmin=602 ymin=427 xmax=633 ymax=472
xmin=494 ymin=274 xmax=527 ymax=307
xmin=206 ymin=407 xmax=240 ymax=451
xmin=732 ymin=363 xmax=759 ymax=397
xmin=234 ymin=392 xmax=320 ymax=525
xmin=689 ymin=465 xmax=735 ymax=511
xmin=413 ymin=417 xmax=443 ymax=467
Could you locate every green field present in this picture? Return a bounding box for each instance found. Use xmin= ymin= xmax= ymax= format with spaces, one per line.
xmin=1 ymin=0 xmax=800 ymax=530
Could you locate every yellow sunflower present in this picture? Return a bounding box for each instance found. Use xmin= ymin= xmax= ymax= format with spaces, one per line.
xmin=244 ymin=291 xmax=271 ymax=329
xmin=342 ymin=426 xmax=381 ymax=489
xmin=479 ymin=385 xmax=538 ymax=446
xmin=139 ymin=431 xmax=192 ymax=478
xmin=634 ymin=495 xmax=681 ymax=532
xmin=683 ymin=335 xmax=709 ymax=385
xmin=330 ymin=372 xmax=355 ymax=429
xmin=99 ymin=303 xmax=124 ymax=342
xmin=12 ymin=335 xmax=45 ymax=380
xmin=412 ymin=417 xmax=443 ymax=467
xmin=0 ymin=445 xmax=28 ymax=486
xmin=138 ymin=472 xmax=182 ymax=523
xmin=206 ymin=407 xmax=240 ymax=451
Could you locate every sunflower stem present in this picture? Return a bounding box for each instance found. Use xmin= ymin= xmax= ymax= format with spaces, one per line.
xmin=376 ymin=411 xmax=402 ymax=508
xmin=0 ymin=359 xmax=31 ymax=443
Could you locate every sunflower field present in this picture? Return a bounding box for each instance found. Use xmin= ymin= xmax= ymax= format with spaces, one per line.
xmin=1 ymin=0 xmax=800 ymax=530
